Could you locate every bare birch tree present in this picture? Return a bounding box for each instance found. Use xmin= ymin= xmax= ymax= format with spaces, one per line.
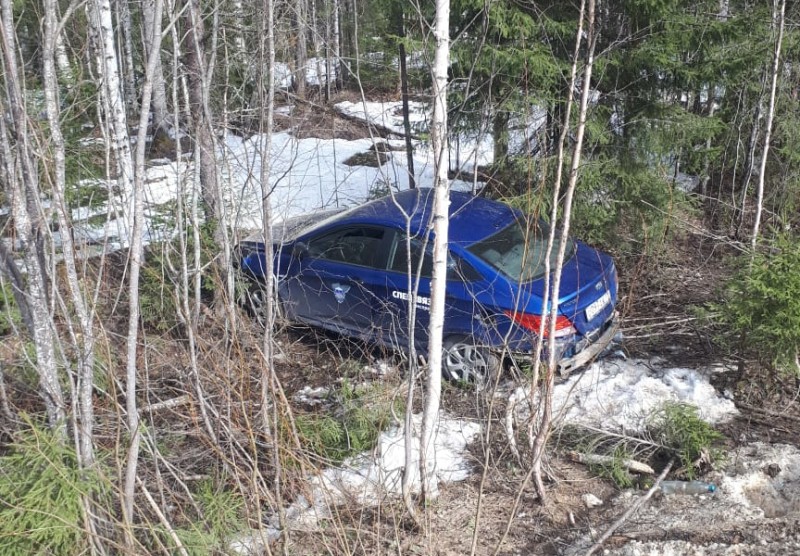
xmin=530 ymin=0 xmax=597 ymax=503
xmin=42 ymin=0 xmax=96 ymax=469
xmin=86 ymin=0 xmax=149 ymax=537
xmin=0 ymin=0 xmax=66 ymax=431
xmin=751 ymin=0 xmax=785 ymax=249
xmin=420 ymin=0 xmax=450 ymax=503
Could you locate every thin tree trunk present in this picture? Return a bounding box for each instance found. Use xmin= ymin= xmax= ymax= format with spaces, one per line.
xmin=55 ymin=29 xmax=74 ymax=83
xmin=87 ymin=0 xmax=136 ymax=232
xmin=524 ymin=0 xmax=586 ymax=454
xmin=0 ymin=0 xmax=66 ymax=431
xmin=87 ymin=0 xmax=145 ymax=537
xmin=324 ymin=0 xmax=332 ymax=101
xmin=258 ymin=0 xmax=291 ymax=544
xmin=333 ymin=0 xmax=342 ymax=89
xmin=421 ymin=0 xmax=451 ymax=503
xmin=183 ymin=0 xmax=218 ymax=220
xmin=294 ymin=0 xmax=307 ymax=98
xmin=142 ymin=0 xmax=170 ymax=133
xmin=182 ymin=0 xmax=237 ymax=323
xmin=751 ymin=0 xmax=785 ymax=250
xmin=492 ymin=109 xmax=509 ymax=168
xmin=531 ymin=0 xmax=596 ymax=504
xmin=0 ymin=241 xmax=34 ymax=336
xmin=43 ymin=0 xmax=97 ymax=469
xmin=396 ymin=6 xmax=415 ymax=189
xmin=116 ymin=0 xmax=137 ymax=108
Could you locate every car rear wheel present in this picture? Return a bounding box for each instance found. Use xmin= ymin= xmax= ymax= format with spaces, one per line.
xmin=442 ymin=336 xmax=500 ymax=386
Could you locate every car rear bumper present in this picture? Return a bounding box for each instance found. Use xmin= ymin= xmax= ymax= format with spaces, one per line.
xmin=557 ymin=313 xmax=620 ymax=376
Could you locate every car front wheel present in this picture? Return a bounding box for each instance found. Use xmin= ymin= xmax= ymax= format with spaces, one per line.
xmin=240 ymin=283 xmax=289 ymax=326
xmin=442 ymin=336 xmax=500 ymax=386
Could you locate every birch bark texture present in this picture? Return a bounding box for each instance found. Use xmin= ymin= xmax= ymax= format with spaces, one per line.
xmin=87 ymin=0 xmax=144 ymax=527
xmin=42 ymin=0 xmax=97 ymax=467
xmin=86 ymin=0 xmax=136 ymax=231
xmin=421 ymin=0 xmax=451 ymax=502
xmin=0 ymin=0 xmax=66 ymax=430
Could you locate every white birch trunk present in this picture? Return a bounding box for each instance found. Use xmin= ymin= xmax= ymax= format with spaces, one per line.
xmin=87 ymin=0 xmax=136 ymax=234
xmin=333 ymin=0 xmax=342 ymax=89
xmin=86 ymin=0 xmax=144 ymax=536
xmin=55 ymin=31 xmax=74 ymax=83
xmin=0 ymin=0 xmax=66 ymax=431
xmin=42 ymin=0 xmax=97 ymax=468
xmin=420 ymin=0 xmax=451 ymax=502
xmin=751 ymin=0 xmax=785 ymax=250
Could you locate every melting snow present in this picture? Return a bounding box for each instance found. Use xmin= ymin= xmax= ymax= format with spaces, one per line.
xmin=512 ymin=358 xmax=738 ymax=433
xmin=230 ymin=414 xmax=480 ymax=553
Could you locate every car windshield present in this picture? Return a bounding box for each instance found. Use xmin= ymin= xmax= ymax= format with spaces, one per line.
xmin=467 ymin=217 xmax=575 ymax=282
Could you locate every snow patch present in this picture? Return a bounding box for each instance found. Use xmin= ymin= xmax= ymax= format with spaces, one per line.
xmin=230 ymin=414 xmax=480 ymax=553
xmin=512 ymin=358 xmax=738 ymax=433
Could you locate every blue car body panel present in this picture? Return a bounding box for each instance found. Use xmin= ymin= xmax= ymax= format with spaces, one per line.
xmin=238 ymin=188 xmax=619 ymax=371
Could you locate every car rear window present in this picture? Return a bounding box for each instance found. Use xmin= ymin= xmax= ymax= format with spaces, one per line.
xmin=467 ymin=218 xmax=575 ymax=282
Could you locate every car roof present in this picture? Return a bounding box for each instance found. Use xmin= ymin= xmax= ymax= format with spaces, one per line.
xmin=340 ymin=188 xmax=519 ymax=246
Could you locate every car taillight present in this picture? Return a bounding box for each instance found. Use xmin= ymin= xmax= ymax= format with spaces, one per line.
xmin=504 ymin=310 xmax=576 ymax=338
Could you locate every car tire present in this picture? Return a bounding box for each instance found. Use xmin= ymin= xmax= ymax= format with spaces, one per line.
xmin=442 ymin=335 xmax=500 ymax=386
xmin=240 ymin=283 xmax=271 ymax=325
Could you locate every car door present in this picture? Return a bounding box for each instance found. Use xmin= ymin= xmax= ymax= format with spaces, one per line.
xmin=379 ymin=232 xmax=486 ymax=350
xmin=282 ymin=225 xmax=392 ymax=338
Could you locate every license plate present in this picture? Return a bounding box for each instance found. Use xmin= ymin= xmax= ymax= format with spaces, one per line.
xmin=585 ymin=291 xmax=611 ymax=321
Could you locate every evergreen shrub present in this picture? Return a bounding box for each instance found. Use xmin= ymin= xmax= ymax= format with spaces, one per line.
xmin=0 ymin=421 xmax=109 ymax=555
xmin=294 ymin=379 xmax=402 ymax=464
xmin=648 ymin=402 xmax=723 ymax=478
xmin=716 ymin=235 xmax=800 ymax=375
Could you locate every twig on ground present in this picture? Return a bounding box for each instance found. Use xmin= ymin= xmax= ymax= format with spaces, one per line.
xmin=568 ymin=451 xmax=655 ymax=475
xmin=142 ymin=395 xmax=191 ymax=413
xmin=740 ymin=403 xmax=800 ymax=423
xmin=583 ymin=459 xmax=674 ymax=556
xmin=138 ymin=478 xmax=190 ymax=556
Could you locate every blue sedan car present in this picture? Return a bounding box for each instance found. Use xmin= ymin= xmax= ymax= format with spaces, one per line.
xmin=236 ymin=188 xmax=618 ymax=381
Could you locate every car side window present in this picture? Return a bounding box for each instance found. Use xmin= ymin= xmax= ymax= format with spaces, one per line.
xmin=389 ymin=235 xmax=481 ymax=282
xmin=308 ymin=227 xmax=386 ymax=268
xmin=389 ymin=237 xmax=433 ymax=276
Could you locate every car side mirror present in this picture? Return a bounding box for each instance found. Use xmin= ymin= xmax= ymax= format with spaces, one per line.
xmin=292 ymin=242 xmax=309 ymax=259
